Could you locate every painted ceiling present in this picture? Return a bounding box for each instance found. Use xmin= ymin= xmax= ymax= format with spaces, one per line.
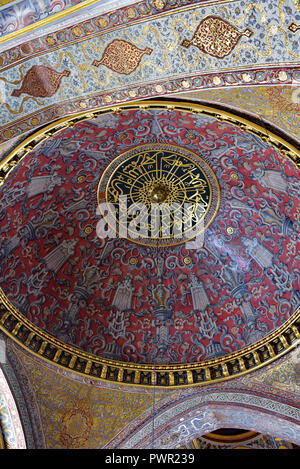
xmin=0 ymin=104 xmax=298 ymax=368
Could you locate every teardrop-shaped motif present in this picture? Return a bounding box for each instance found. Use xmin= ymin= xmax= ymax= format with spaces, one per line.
xmin=181 ymin=15 xmax=253 ymax=59
xmin=92 ymin=39 xmax=153 ymax=75
xmin=12 ymin=65 xmax=70 ymax=98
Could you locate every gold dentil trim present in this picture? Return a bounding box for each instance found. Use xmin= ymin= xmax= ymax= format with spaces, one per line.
xmin=0 ymin=100 xmax=299 ymax=388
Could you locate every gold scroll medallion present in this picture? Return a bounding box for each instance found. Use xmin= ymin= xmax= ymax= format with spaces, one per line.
xmin=181 ymin=15 xmax=253 ymax=59
xmin=98 ymin=144 xmax=220 ymax=247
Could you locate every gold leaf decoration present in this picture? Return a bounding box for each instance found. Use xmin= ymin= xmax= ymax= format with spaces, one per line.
xmin=181 ymin=15 xmax=253 ymax=59
xmin=11 ymin=65 xmax=70 ymax=98
xmin=92 ymin=39 xmax=153 ymax=75
xmin=288 ymin=22 xmax=300 ymax=33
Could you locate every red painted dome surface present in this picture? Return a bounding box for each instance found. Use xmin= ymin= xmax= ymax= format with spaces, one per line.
xmin=0 ymin=108 xmax=299 ymax=364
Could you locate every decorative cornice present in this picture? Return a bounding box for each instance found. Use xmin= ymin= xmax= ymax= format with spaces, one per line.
xmin=0 ymin=0 xmax=235 ymax=54
xmin=1 ymin=66 xmax=299 ymax=144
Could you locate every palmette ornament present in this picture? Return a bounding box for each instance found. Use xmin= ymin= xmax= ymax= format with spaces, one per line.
xmin=181 ymin=15 xmax=253 ymax=59
xmin=92 ymin=39 xmax=153 ymax=75
xmin=12 ymin=65 xmax=70 ymax=98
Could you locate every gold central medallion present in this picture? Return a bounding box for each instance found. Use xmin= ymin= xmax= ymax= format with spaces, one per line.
xmin=98 ymin=144 xmax=220 ymax=247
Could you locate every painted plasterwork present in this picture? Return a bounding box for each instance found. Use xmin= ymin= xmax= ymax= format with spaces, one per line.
xmin=0 ymin=331 xmax=46 ymax=448
xmin=176 ymin=85 xmax=300 ymax=140
xmin=183 ymin=433 xmax=294 ymax=449
xmin=10 ymin=342 xmax=167 ymax=449
xmin=112 ymin=364 xmax=300 ymax=448
xmin=0 ymin=0 xmax=299 ymax=141
xmin=6 ymin=337 xmax=300 ymax=449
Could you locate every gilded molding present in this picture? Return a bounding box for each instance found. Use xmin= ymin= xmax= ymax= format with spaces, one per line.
xmin=0 ymin=0 xmax=237 ymax=47
xmin=0 ymin=0 xmax=109 ymax=44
